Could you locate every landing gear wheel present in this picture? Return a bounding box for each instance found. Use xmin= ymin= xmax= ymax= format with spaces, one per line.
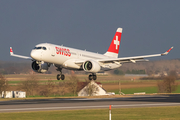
xmin=93 ymin=75 xmax=97 ymax=80
xmin=57 ymin=74 xmax=65 ymax=80
xmin=56 ymin=67 xmax=65 ymax=81
xmin=57 ymin=74 xmax=61 ymax=80
xmin=61 ymin=74 xmax=65 ymax=80
xmin=88 ymin=74 xmax=97 ymax=80
xmin=88 ymin=75 xmax=93 ymax=80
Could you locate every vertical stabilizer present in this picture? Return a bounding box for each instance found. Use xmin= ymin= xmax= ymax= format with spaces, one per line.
xmin=104 ymin=28 xmax=123 ymax=58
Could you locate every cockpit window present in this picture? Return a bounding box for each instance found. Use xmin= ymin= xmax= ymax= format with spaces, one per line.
xmin=42 ymin=47 xmax=47 ymax=50
xmin=36 ymin=47 xmax=41 ymax=49
xmin=33 ymin=46 xmax=47 ymax=50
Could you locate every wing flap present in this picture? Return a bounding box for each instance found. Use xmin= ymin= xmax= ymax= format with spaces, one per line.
xmin=74 ymin=60 xmax=85 ymax=64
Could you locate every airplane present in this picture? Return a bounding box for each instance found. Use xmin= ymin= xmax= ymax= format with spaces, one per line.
xmin=10 ymin=28 xmax=173 ymax=81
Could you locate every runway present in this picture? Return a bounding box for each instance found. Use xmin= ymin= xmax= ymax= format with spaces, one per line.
xmin=0 ymin=94 xmax=180 ymax=112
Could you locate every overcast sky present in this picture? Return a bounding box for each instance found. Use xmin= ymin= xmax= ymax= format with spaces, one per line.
xmin=0 ymin=0 xmax=179 ymax=61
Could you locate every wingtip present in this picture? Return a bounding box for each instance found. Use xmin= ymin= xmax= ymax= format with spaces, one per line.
xmin=117 ymin=28 xmax=123 ymax=33
xmin=10 ymin=47 xmax=13 ymax=55
xmin=167 ymin=46 xmax=174 ymax=52
xmin=161 ymin=46 xmax=173 ymax=56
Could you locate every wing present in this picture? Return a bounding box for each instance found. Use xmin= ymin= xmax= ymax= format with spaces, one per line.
xmin=10 ymin=47 xmax=32 ymax=60
xmin=98 ymin=47 xmax=173 ymax=64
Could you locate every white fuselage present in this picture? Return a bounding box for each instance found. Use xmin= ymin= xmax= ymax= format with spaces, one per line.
xmin=30 ymin=43 xmax=121 ymax=72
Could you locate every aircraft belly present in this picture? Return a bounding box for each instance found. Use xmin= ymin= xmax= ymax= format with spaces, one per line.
xmin=62 ymin=59 xmax=81 ymax=69
xmin=53 ymin=55 xmax=69 ymax=65
xmin=41 ymin=53 xmax=68 ymax=65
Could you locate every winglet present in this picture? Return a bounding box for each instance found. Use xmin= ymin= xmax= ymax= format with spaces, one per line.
xmin=10 ymin=47 xmax=13 ymax=55
xmin=161 ymin=46 xmax=173 ymax=56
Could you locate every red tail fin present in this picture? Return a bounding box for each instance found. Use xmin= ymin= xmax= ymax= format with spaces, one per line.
xmin=104 ymin=28 xmax=123 ymax=58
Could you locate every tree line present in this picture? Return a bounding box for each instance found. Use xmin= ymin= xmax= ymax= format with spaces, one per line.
xmin=114 ymin=69 xmax=146 ymax=75
xmin=0 ymin=73 xmax=99 ymax=97
xmin=1 ymin=59 xmax=180 ymax=75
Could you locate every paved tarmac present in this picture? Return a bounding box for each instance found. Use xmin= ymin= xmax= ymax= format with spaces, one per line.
xmin=0 ymin=94 xmax=180 ymax=112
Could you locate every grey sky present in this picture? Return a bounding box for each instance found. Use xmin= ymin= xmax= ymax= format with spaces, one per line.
xmin=0 ymin=0 xmax=179 ymax=61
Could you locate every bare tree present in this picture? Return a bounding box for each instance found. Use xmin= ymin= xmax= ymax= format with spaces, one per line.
xmin=0 ymin=74 xmax=9 ymax=97
xmin=40 ymin=80 xmax=55 ymax=97
xmin=68 ymin=71 xmax=79 ymax=96
xmin=84 ymin=81 xmax=99 ymax=96
xmin=20 ymin=74 xmax=39 ymax=97
xmin=157 ymin=71 xmax=178 ymax=93
xmin=58 ymin=81 xmax=66 ymax=96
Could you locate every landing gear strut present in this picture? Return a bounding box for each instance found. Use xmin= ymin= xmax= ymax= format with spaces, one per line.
xmin=88 ymin=73 xmax=97 ymax=80
xmin=56 ymin=67 xmax=65 ymax=80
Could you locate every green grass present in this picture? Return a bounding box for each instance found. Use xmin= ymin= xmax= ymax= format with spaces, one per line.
xmin=8 ymin=80 xmax=66 ymax=84
xmin=110 ymin=85 xmax=180 ymax=94
xmin=110 ymin=87 xmax=157 ymax=94
xmin=0 ymin=106 xmax=180 ymax=120
xmin=120 ymin=86 xmax=158 ymax=94
xmin=172 ymin=85 xmax=180 ymax=93
xmin=8 ymin=81 xmax=22 ymax=84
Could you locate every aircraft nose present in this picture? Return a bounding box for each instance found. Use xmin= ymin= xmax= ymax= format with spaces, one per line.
xmin=31 ymin=50 xmax=41 ymax=60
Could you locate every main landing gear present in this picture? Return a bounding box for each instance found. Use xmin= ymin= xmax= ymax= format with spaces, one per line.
xmin=57 ymin=74 xmax=65 ymax=80
xmin=88 ymin=73 xmax=97 ymax=80
xmin=56 ymin=67 xmax=97 ymax=81
xmin=56 ymin=67 xmax=65 ymax=80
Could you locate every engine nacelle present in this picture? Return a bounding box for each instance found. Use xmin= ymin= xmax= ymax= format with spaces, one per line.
xmin=83 ymin=60 xmax=101 ymax=73
xmin=31 ymin=61 xmax=49 ymax=73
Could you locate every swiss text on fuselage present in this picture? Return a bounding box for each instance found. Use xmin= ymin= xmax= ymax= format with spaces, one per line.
xmin=55 ymin=47 xmax=71 ymax=57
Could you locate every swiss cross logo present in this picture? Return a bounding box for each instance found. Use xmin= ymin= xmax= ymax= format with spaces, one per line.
xmin=107 ymin=31 xmax=122 ymax=54
xmin=114 ymin=36 xmax=119 ymax=50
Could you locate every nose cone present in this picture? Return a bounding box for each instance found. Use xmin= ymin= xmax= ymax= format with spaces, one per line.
xmin=31 ymin=50 xmax=41 ymax=60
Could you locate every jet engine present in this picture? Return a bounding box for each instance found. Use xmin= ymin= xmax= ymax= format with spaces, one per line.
xmin=83 ymin=60 xmax=101 ymax=73
xmin=31 ymin=61 xmax=49 ymax=73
